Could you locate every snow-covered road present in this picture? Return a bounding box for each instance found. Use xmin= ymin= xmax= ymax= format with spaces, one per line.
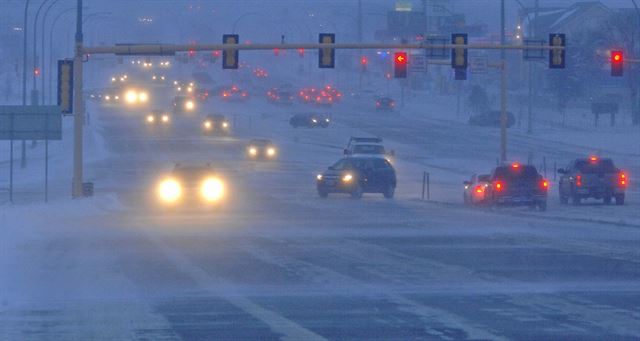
xmin=2 ymin=78 xmax=640 ymax=339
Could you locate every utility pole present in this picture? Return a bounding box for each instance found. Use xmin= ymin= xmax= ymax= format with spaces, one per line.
xmin=357 ymin=0 xmax=363 ymax=91
xmin=21 ymin=0 xmax=31 ymax=169
xmin=72 ymin=0 xmax=84 ymax=198
xmin=500 ymin=0 xmax=508 ymax=163
xmin=527 ymin=0 xmax=539 ymax=134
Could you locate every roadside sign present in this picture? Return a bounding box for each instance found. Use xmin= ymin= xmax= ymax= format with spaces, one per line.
xmin=425 ymin=36 xmax=448 ymax=58
xmin=57 ymin=60 xmax=73 ymax=115
xmin=523 ymin=39 xmax=545 ymax=60
xmin=410 ymin=54 xmax=427 ymax=73
xmin=0 ymin=106 xmax=62 ymax=140
xmin=469 ymin=56 xmax=488 ymax=74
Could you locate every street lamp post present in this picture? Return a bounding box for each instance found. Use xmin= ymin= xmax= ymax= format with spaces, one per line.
xmin=41 ymin=0 xmax=62 ymax=105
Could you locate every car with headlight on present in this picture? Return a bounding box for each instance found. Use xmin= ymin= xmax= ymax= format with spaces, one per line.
xmin=316 ymin=157 xmax=396 ymax=199
xmin=145 ymin=109 xmax=171 ymax=126
xmin=375 ymin=97 xmax=395 ymax=111
xmin=246 ymin=139 xmax=277 ymax=160
xmin=156 ymin=164 xmax=226 ymax=207
xmin=463 ymin=174 xmax=491 ymax=206
xmin=202 ymin=114 xmax=231 ymax=135
xmin=289 ymin=113 xmax=330 ymax=128
xmin=173 ymin=95 xmax=196 ymax=114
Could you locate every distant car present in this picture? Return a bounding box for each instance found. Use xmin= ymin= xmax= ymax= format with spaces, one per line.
xmin=375 ymin=97 xmax=395 ymax=111
xmin=289 ymin=113 xmax=330 ymax=128
xmin=202 ymin=114 xmax=230 ymax=134
xmin=558 ymin=156 xmax=627 ymax=205
xmin=343 ymin=137 xmax=394 ymax=160
xmin=483 ymin=163 xmax=548 ymax=210
xmin=156 ymin=164 xmax=225 ymax=206
xmin=469 ymin=110 xmax=515 ymax=128
xmin=220 ymin=85 xmax=249 ymax=102
xmin=246 ymin=139 xmax=277 ymax=160
xmin=145 ymin=109 xmax=171 ymax=126
xmin=173 ymin=95 xmax=196 ymax=113
xmin=266 ymin=88 xmax=294 ymax=105
xmin=195 ymin=88 xmax=211 ymax=102
xmin=463 ymin=174 xmax=491 ymax=205
xmin=314 ymin=92 xmax=334 ymax=106
xmin=316 ymin=157 xmax=396 ymax=199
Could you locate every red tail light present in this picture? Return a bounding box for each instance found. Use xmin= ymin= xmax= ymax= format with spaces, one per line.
xmin=576 ymin=175 xmax=582 ymax=187
xmin=475 ymin=185 xmax=484 ymax=194
xmin=619 ymin=172 xmax=627 ymax=187
xmin=494 ymin=181 xmax=504 ymax=191
xmin=541 ymin=179 xmax=549 ymax=191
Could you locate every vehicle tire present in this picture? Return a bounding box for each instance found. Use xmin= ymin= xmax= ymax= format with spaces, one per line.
xmin=615 ymin=194 xmax=625 ymax=205
xmin=318 ymin=189 xmax=328 ymax=198
xmin=538 ymin=201 xmax=547 ymax=211
xmin=383 ymin=185 xmax=395 ymax=199
xmin=351 ymin=185 xmax=363 ymax=199
xmin=571 ymin=195 xmax=581 ymax=205
xmin=604 ymin=196 xmax=612 ymax=205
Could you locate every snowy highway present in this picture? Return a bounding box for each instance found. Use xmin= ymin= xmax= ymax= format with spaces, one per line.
xmin=2 ymin=80 xmax=640 ymax=339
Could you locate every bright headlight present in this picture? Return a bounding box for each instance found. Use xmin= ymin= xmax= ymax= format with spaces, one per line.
xmin=146 ymin=115 xmax=155 ymax=123
xmin=204 ymin=121 xmax=212 ymax=129
xmin=317 ymin=174 xmax=323 ymax=180
xmin=185 ymin=100 xmax=195 ymax=110
xmin=342 ymin=174 xmax=353 ymax=182
xmin=267 ymin=147 xmax=276 ymax=156
xmin=312 ymin=119 xmax=318 ymax=123
xmin=161 ymin=115 xmax=169 ymax=123
xmin=249 ymin=147 xmax=257 ymax=155
xmin=201 ymin=177 xmax=224 ymax=202
xmin=222 ymin=122 xmax=229 ymax=128
xmin=105 ymin=95 xmax=111 ymax=101
xmin=125 ymin=90 xmax=138 ymax=103
xmin=158 ymin=178 xmax=181 ymax=203
xmin=138 ymin=92 xmax=149 ymax=103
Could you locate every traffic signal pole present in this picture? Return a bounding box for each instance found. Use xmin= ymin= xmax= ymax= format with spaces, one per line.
xmin=72 ymin=0 xmax=84 ymax=198
xmin=500 ymin=0 xmax=507 ymax=163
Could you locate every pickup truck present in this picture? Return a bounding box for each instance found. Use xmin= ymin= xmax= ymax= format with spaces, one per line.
xmin=558 ymin=156 xmax=627 ymax=205
xmin=343 ymin=137 xmax=395 ymax=160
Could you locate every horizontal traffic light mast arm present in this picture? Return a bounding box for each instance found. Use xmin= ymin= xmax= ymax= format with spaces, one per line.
xmin=81 ymin=43 xmax=565 ymax=55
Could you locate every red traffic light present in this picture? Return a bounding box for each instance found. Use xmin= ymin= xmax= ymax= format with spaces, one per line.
xmin=611 ymin=50 xmax=624 ymax=77
xmin=360 ymin=56 xmax=368 ymax=65
xmin=612 ymin=51 xmax=623 ymax=63
xmin=298 ymin=48 xmax=304 ymax=57
xmin=33 ymin=68 xmax=40 ymax=76
xmin=394 ymin=52 xmax=408 ymax=78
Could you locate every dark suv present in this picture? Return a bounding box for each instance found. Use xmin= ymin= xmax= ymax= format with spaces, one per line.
xmin=316 ymin=157 xmax=396 ymax=199
xmin=558 ymin=156 xmax=627 ymax=205
xmin=485 ymin=163 xmax=548 ymax=210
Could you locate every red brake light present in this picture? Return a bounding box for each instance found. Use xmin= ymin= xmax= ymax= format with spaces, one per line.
xmin=576 ymin=175 xmax=582 ymax=187
xmin=494 ymin=181 xmax=504 ymax=191
xmin=589 ymin=156 xmax=598 ymax=163
xmin=619 ymin=172 xmax=627 ymax=187
xmin=511 ymin=163 xmax=520 ymax=169
xmin=541 ymin=179 xmax=549 ymax=190
xmin=475 ymin=185 xmax=484 ymax=194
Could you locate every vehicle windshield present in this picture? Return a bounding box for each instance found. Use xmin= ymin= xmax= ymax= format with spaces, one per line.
xmin=352 ymin=144 xmax=385 ymax=154
xmin=576 ymin=159 xmax=616 ymax=173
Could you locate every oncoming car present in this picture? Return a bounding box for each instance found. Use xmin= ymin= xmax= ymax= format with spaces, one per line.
xmin=156 ymin=164 xmax=226 ymax=207
xmin=316 ymin=157 xmax=396 ymax=199
xmin=289 ymin=113 xmax=330 ymax=128
xmin=202 ymin=114 xmax=231 ymax=134
xmin=246 ymin=139 xmax=277 ymax=160
xmin=173 ymin=95 xmax=196 ymax=114
xmin=145 ymin=110 xmax=171 ymax=126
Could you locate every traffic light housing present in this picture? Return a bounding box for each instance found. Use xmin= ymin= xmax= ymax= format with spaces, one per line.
xmin=318 ymin=33 xmax=335 ymax=68
xmin=548 ymin=33 xmax=566 ymax=69
xmin=611 ymin=50 xmax=623 ymax=77
xmin=222 ymin=34 xmax=239 ymax=69
xmin=451 ymin=33 xmax=468 ymax=80
xmin=360 ymin=55 xmax=368 ymax=71
xmin=394 ymin=52 xmax=407 ymax=78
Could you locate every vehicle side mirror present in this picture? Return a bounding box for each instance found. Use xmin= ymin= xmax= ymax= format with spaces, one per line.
xmin=557 ymin=168 xmax=566 ymax=174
